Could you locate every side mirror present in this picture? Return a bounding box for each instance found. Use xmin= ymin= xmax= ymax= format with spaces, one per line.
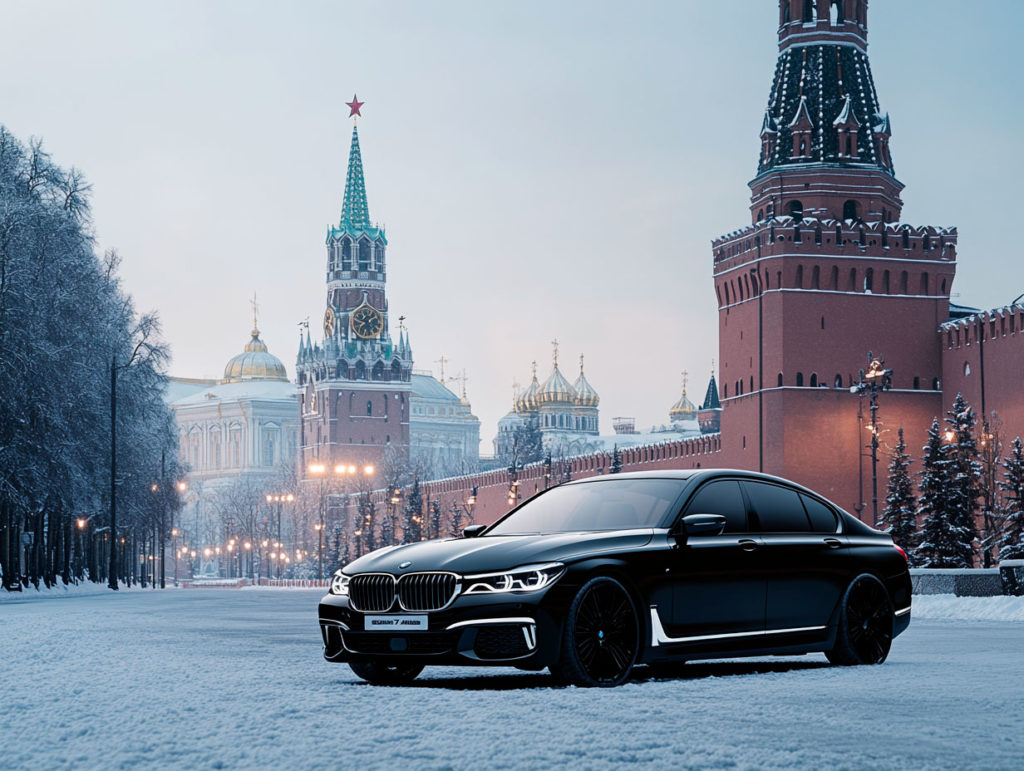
xmin=674 ymin=513 xmax=727 ymax=545
xmin=463 ymin=524 xmax=487 ymax=538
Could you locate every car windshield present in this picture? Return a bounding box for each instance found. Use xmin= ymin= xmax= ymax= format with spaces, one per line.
xmin=486 ymin=478 xmax=688 ymax=536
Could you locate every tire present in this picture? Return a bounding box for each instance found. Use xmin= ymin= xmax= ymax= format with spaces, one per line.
xmin=826 ymin=573 xmax=894 ymax=666
xmin=349 ymin=660 xmax=424 ymax=685
xmin=549 ymin=576 xmax=640 ymax=687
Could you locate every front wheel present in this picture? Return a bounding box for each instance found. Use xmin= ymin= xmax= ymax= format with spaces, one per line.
xmin=550 ymin=576 xmax=640 ymax=687
xmin=349 ymin=660 xmax=424 ymax=685
xmin=826 ymin=573 xmax=893 ymax=666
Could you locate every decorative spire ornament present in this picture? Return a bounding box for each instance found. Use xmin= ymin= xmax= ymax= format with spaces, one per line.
xmin=346 ymin=94 xmax=364 ymax=118
xmin=250 ymin=292 xmax=261 ymax=334
xmin=551 ymin=338 xmax=559 ymax=370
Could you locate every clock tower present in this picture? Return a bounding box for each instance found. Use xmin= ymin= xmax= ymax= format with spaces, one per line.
xmin=297 ymin=97 xmax=414 ymax=476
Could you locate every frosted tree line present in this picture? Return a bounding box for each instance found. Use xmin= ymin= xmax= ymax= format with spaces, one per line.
xmin=0 ymin=126 xmax=183 ymax=591
xmin=879 ymin=393 xmax=1024 ymax=568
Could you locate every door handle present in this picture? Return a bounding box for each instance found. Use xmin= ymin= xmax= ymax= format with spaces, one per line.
xmin=824 ymin=538 xmax=842 ymax=549
xmin=738 ymin=539 xmax=759 ymax=552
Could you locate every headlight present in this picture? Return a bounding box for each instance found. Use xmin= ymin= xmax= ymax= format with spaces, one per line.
xmin=463 ymin=563 xmax=565 ymax=595
xmin=329 ymin=571 xmax=350 ymax=596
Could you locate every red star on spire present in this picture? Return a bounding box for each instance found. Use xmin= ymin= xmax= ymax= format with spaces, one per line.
xmin=346 ymin=94 xmax=364 ymax=118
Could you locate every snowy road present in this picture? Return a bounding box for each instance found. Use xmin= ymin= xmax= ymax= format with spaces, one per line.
xmin=2 ymin=589 xmax=1021 ymax=770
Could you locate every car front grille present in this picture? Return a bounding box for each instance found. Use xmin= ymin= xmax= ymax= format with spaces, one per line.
xmin=349 ymin=574 xmax=396 ymax=612
xmin=474 ymin=625 xmax=532 ymax=660
xmin=397 ymin=572 xmax=458 ymax=611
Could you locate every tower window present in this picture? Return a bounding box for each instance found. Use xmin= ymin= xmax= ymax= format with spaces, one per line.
xmin=882 ymin=270 xmax=890 ymax=294
xmin=913 ymin=377 xmax=920 ymax=390
xmin=834 ymin=374 xmax=843 ymax=388
xmin=810 ymin=373 xmax=818 ymax=387
xmin=864 ymin=268 xmax=874 ymax=293
xmin=778 ymin=372 xmax=784 ymax=387
xmin=812 ymin=265 xmax=821 ymax=289
xmin=788 ymin=200 xmax=803 ymax=220
xmin=794 ymin=265 xmax=804 ymax=289
xmin=920 ymin=272 xmax=930 ymax=295
xmin=900 ymin=271 xmax=908 ymax=294
xmin=802 ymin=0 xmax=816 ymax=22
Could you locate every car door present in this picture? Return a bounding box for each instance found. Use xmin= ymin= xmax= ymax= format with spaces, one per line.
xmin=741 ymin=480 xmax=845 ymax=636
xmin=659 ymin=479 xmax=767 ymax=642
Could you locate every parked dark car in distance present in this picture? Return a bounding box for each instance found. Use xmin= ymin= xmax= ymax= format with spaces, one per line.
xmin=318 ymin=469 xmax=911 ymax=686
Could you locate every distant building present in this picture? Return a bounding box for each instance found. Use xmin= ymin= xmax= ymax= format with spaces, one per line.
xmin=409 ymin=373 xmax=481 ymax=478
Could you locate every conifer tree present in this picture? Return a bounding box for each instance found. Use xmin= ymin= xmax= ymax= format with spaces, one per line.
xmin=999 ymin=437 xmax=1024 ymax=561
xmin=402 ymin=477 xmax=423 ymax=543
xmin=880 ymin=427 xmax=918 ymax=560
xmin=916 ymin=419 xmax=957 ymax=567
xmin=610 ymin=445 xmax=623 ymax=474
xmin=945 ymin=393 xmax=981 ymax=565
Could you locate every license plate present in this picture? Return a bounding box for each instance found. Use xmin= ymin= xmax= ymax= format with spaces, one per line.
xmin=364 ymin=614 xmax=428 ymax=631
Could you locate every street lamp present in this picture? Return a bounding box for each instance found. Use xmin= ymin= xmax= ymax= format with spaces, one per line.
xmin=851 ymin=352 xmax=893 ymax=526
xmin=264 ymin=493 xmax=295 ymax=579
xmin=309 ymin=462 xmax=375 ymax=579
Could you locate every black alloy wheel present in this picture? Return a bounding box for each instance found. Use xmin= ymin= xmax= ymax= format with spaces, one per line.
xmin=349 ymin=660 xmax=424 ymax=685
xmin=827 ymin=573 xmax=894 ymax=666
xmin=551 ymin=576 xmax=640 ymax=687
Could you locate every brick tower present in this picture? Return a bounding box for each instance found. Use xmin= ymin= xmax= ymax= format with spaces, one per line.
xmin=297 ymin=102 xmax=413 ymax=477
xmin=712 ymin=0 xmax=958 ymax=519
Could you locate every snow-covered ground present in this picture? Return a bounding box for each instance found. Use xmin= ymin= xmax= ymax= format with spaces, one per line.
xmin=2 ymin=589 xmax=1022 ymax=770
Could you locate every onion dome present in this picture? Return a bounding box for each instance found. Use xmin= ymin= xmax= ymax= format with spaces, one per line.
xmin=536 ymin=340 xmax=577 ymax=405
xmin=223 ymin=328 xmax=288 ymax=383
xmin=669 ymin=372 xmax=697 ymax=422
xmin=515 ymin=362 xmax=541 ymax=412
xmin=573 ymin=354 xmax=600 ymax=408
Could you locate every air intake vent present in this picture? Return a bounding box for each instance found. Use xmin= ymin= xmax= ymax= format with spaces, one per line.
xmin=349 ymin=574 xmax=396 ymax=612
xmin=398 ymin=572 xmax=458 ymax=611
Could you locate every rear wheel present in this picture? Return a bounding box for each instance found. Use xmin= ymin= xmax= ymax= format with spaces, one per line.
xmin=349 ymin=660 xmax=424 ymax=685
xmin=827 ymin=573 xmax=893 ymax=666
xmin=550 ymin=576 xmax=640 ymax=687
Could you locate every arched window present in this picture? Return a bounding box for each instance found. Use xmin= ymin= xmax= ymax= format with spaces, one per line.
xmin=913 ymin=376 xmax=921 ymax=390
xmin=796 ymin=372 xmax=804 ymax=387
xmin=340 ymin=238 xmax=352 ymax=270
xmin=724 ymin=383 xmax=729 ymax=398
xmin=848 ymin=268 xmax=857 ymax=291
xmin=757 ymin=208 xmax=764 ymax=221
xmin=821 ymin=316 xmax=825 ymax=329
xmin=355 ymin=360 xmax=367 ymax=380
xmin=900 ymin=271 xmax=908 ymax=294
xmin=831 ymin=0 xmax=844 ymax=24
xmin=724 ymin=283 xmax=730 ymax=304
xmin=358 ymin=238 xmax=371 ymax=271
xmin=932 ymin=377 xmax=941 ymax=390
xmin=367 ymin=400 xmax=373 ymax=416
xmin=810 ymin=373 xmax=818 ymax=387
xmin=834 ymin=374 xmax=843 ymax=388
xmin=830 ymin=265 xmax=839 ymax=290
xmin=802 ymin=0 xmax=816 ymax=22
xmin=882 ymin=270 xmax=890 ymax=294
xmin=964 ymin=362 xmax=971 ymax=377
xmin=920 ymin=272 xmax=930 ymax=295
xmin=815 ymin=226 xmax=822 ymax=244
xmin=793 ymin=224 xmax=802 ymax=243
xmin=864 ymin=268 xmax=874 ymax=293
xmin=941 ymin=278 xmax=947 ymax=294
xmin=788 ymin=200 xmax=804 ymax=220
xmin=778 ymin=372 xmax=784 ymax=387
xmin=794 ymin=265 xmax=804 ymax=289
xmin=750 ymin=376 xmax=754 ymax=392
xmin=902 ymin=228 xmax=910 ymax=249
xmin=835 ymin=225 xmax=843 ymax=245
xmin=812 ymin=265 xmax=820 ymax=289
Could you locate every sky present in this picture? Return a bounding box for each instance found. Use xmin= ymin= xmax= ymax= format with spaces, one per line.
xmin=2 ymin=0 xmax=1022 ymax=455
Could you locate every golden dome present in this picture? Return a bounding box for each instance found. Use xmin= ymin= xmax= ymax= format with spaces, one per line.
xmin=573 ymin=355 xmax=600 ymax=407
xmin=537 ymin=365 xmax=576 ymax=405
xmin=515 ymin=362 xmax=541 ymax=412
xmin=222 ymin=328 xmax=289 ymax=383
xmin=669 ymin=371 xmax=697 ymax=421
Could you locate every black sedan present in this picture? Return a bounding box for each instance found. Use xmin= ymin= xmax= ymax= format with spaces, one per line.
xmin=318 ymin=469 xmax=911 ymax=687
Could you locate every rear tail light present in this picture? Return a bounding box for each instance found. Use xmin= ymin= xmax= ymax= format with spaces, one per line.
xmin=893 ymin=544 xmax=908 ymax=563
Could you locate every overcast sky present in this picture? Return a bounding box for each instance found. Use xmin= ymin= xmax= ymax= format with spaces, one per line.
xmin=3 ymin=0 xmax=1021 ymax=454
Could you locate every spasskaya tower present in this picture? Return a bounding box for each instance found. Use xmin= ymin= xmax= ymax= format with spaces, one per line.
xmin=297 ymin=96 xmax=413 ymax=476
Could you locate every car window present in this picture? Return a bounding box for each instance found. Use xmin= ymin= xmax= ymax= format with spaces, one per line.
xmin=487 ymin=478 xmax=687 ymax=535
xmin=683 ymin=480 xmax=748 ymax=533
xmin=742 ymin=481 xmax=811 ymax=532
xmin=800 ymin=494 xmax=839 ymax=533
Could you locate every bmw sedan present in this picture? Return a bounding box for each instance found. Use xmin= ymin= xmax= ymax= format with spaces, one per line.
xmin=318 ymin=469 xmax=911 ymax=687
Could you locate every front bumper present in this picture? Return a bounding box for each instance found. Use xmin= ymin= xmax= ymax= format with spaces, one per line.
xmin=318 ymin=590 xmax=562 ymax=668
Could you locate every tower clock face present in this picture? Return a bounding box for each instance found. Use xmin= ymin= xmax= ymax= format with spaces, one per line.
xmin=350 ymin=304 xmax=384 ymax=339
xmin=323 ymin=307 xmax=335 ymax=337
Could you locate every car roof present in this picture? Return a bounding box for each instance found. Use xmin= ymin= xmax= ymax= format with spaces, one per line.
xmin=567 ymin=468 xmax=805 ymax=487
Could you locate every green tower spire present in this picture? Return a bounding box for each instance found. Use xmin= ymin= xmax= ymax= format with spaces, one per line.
xmin=340 ymin=124 xmax=371 ymax=229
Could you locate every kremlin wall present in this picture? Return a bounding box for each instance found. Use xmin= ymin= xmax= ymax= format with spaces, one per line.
xmin=332 ymin=0 xmax=1024 ymax=529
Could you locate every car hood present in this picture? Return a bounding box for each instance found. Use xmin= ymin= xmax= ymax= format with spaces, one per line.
xmin=344 ymin=529 xmax=655 ymax=575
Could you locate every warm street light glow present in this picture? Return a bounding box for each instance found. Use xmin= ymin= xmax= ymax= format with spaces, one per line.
xmin=76 ymin=518 xmax=87 ymax=530
xmin=945 ymin=430 xmax=955 ymax=442
xmin=203 ymin=548 xmax=212 ymax=558
xmin=364 ymin=464 xmax=374 ymax=476
xmin=171 ymin=528 xmax=179 ymax=536
xmin=151 ymin=484 xmax=159 ymax=492
xmin=314 ymin=523 xmax=322 ymax=531
xmin=244 ymin=542 xmax=252 ymax=550
xmin=177 ymin=481 xmax=187 ymax=492
xmin=286 ymin=494 xmax=295 ymax=502
xmin=334 ymin=464 xmax=348 ymax=475
xmin=309 ymin=463 xmax=326 ymax=475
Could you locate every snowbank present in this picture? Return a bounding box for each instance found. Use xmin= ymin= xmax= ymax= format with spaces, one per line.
xmin=910 ymin=594 xmax=1024 ymax=622
xmin=0 ymin=580 xmax=169 ymax=603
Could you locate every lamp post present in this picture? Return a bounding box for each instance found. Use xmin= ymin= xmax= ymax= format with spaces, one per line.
xmin=264 ymin=493 xmax=295 ymax=579
xmin=308 ymin=462 xmax=374 ymax=579
xmin=851 ymin=352 xmax=893 ymax=526
xmin=507 ymin=464 xmax=520 ymax=507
